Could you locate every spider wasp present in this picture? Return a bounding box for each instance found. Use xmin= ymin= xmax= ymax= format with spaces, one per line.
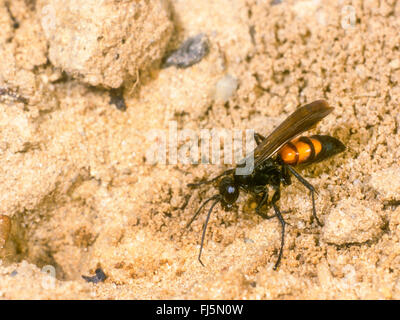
xmin=187 ymin=100 xmax=345 ymax=270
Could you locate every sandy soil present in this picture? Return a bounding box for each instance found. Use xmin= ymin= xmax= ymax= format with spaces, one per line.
xmin=0 ymin=0 xmax=400 ymax=299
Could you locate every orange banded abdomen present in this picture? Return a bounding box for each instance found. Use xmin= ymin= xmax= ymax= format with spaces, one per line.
xmin=278 ymin=136 xmax=322 ymax=165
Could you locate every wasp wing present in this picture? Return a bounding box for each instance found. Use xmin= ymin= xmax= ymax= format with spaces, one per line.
xmin=252 ymin=100 xmax=333 ymax=169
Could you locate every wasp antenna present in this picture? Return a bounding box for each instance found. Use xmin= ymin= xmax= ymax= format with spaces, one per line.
xmin=198 ymin=257 xmax=205 ymax=267
xmin=198 ymin=197 xmax=221 ymax=267
xmin=186 ymin=195 xmax=220 ymax=229
xmin=187 ymin=169 xmax=234 ymax=188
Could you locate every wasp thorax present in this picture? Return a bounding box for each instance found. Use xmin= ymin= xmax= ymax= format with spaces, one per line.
xmin=219 ymin=177 xmax=239 ymax=208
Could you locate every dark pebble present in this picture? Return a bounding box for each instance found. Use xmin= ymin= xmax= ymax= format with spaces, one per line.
xmin=162 ymin=33 xmax=209 ymax=69
xmin=82 ymin=268 xmax=107 ymax=283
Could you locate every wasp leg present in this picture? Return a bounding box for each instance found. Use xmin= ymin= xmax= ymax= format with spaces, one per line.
xmin=255 ymin=190 xmax=269 ymax=215
xmin=256 ymin=208 xmax=291 ymax=220
xmin=254 ymin=132 xmax=266 ymax=146
xmin=187 ymin=169 xmax=234 ymax=188
xmin=281 ymin=164 xmax=292 ymax=186
xmin=269 ymin=188 xmax=286 ymax=270
xmin=286 ymin=165 xmax=322 ymax=226
xmin=254 ymin=187 xmax=292 ymax=220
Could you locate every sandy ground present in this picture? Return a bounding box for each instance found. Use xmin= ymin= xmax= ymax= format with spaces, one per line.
xmin=0 ymin=0 xmax=400 ymax=299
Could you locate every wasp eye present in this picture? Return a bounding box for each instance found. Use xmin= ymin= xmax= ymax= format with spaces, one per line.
xmin=219 ymin=177 xmax=239 ymax=205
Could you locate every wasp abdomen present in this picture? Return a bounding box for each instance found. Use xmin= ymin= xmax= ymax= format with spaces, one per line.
xmin=278 ymin=135 xmax=345 ymax=166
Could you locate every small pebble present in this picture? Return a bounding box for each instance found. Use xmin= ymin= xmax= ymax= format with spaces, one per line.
xmin=82 ymin=268 xmax=107 ymax=283
xmin=370 ymin=166 xmax=400 ymax=200
xmin=215 ymin=74 xmax=238 ymax=103
xmin=162 ymin=33 xmax=209 ymax=69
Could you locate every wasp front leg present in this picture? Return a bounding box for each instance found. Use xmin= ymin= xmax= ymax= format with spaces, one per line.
xmin=270 ymin=187 xmax=286 ymax=270
xmin=254 ymin=185 xmax=291 ymax=220
xmin=252 ymin=185 xmax=269 ymax=215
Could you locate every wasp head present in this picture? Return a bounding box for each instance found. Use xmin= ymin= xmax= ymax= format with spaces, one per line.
xmin=218 ymin=176 xmax=239 ymax=210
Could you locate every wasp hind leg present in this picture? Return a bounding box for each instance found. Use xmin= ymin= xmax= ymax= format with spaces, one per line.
xmin=286 ymin=165 xmax=322 ymax=226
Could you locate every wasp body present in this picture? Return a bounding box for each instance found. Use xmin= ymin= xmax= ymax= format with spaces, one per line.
xmin=187 ymin=100 xmax=345 ymax=269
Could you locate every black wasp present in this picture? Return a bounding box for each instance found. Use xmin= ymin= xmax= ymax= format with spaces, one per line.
xmin=186 ymin=100 xmax=345 ymax=270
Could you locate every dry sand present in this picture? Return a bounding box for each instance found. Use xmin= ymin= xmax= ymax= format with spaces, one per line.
xmin=0 ymin=0 xmax=400 ymax=299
